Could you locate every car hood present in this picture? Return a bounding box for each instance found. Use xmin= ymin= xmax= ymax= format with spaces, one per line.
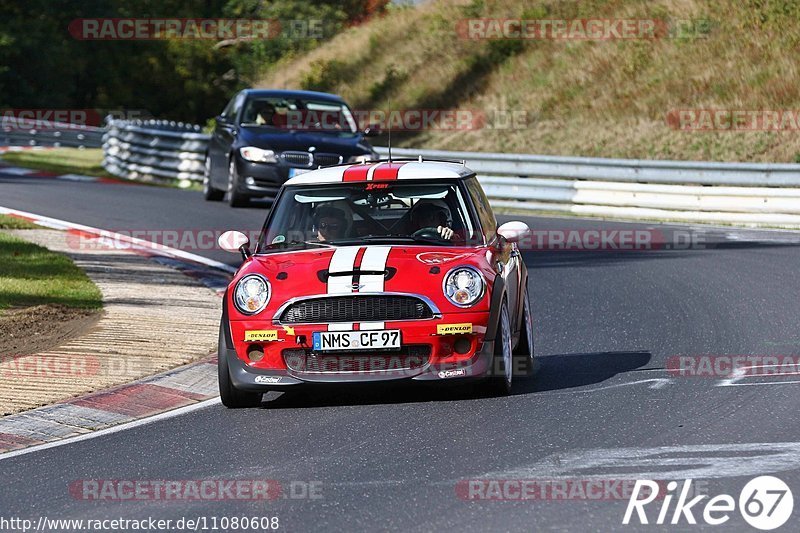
xmin=237 ymin=128 xmax=374 ymax=157
xmin=230 ymin=245 xmax=495 ymax=319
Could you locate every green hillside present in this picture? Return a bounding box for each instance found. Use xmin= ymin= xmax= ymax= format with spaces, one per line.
xmin=257 ymin=0 xmax=800 ymax=162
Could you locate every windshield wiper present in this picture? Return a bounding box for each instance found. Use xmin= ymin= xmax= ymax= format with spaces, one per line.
xmin=263 ymin=240 xmax=329 ymax=250
xmin=327 ymin=235 xmax=450 ymax=246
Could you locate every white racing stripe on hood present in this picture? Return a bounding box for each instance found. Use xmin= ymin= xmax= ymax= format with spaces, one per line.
xmin=358 ymin=246 xmax=392 ymax=329
xmin=360 ymin=246 xmax=391 ymax=293
xmin=327 ymin=246 xmax=361 ymax=331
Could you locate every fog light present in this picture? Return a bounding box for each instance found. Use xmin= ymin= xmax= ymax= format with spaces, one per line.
xmin=245 ymin=177 xmax=256 ymax=186
xmin=247 ymin=344 xmax=264 ymax=362
xmin=454 ymin=336 xmax=471 ymax=355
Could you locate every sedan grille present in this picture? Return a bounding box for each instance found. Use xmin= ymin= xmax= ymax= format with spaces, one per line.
xmin=281 ymin=151 xmax=312 ymax=167
xmin=280 ymin=296 xmax=434 ymax=324
xmin=312 ymin=153 xmax=343 ymax=167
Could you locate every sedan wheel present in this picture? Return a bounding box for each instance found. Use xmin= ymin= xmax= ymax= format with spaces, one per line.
xmin=203 ymin=156 xmax=224 ymax=201
xmin=227 ymin=158 xmax=249 ymax=207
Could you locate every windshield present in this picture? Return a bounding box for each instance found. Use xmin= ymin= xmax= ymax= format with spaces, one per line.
xmin=257 ymin=180 xmax=481 ymax=252
xmin=240 ymin=96 xmax=358 ymax=134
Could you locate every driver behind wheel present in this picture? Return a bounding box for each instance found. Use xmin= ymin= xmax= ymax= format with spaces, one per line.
xmin=410 ymin=200 xmax=454 ymax=240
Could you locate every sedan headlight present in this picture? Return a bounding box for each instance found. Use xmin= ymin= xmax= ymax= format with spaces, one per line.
xmin=443 ymin=266 xmax=485 ymax=307
xmin=233 ymin=274 xmax=271 ymax=315
xmin=239 ymin=146 xmax=277 ymax=163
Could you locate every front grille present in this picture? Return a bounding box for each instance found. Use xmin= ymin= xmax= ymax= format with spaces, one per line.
xmin=281 ymin=151 xmax=311 ymax=167
xmin=312 ymin=153 xmax=343 ymax=167
xmin=283 ymin=345 xmax=432 ymax=373
xmin=280 ymin=295 xmax=434 ymax=324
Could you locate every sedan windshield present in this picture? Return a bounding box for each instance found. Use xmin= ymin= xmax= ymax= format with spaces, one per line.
xmin=240 ymin=97 xmax=358 ymax=134
xmin=257 ymin=181 xmax=480 ymax=252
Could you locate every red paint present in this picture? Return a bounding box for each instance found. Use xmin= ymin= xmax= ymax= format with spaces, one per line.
xmin=72 ymin=383 xmax=206 ymax=417
xmin=372 ymin=162 xmax=405 ymax=180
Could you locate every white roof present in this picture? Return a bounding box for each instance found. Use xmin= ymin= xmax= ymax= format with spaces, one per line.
xmin=284 ymin=160 xmax=474 ymax=185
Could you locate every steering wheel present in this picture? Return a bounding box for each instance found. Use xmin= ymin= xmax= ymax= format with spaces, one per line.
xmin=412 ymin=227 xmax=443 ymax=240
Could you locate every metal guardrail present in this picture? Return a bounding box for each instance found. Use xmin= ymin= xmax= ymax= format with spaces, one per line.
xmin=376 ymin=147 xmax=800 ymax=228
xmin=0 ymin=119 xmax=104 ymax=149
xmin=9 ymin=118 xmax=799 ymax=228
xmin=102 ymin=120 xmax=210 ymax=184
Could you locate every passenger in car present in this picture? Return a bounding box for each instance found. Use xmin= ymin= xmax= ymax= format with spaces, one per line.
xmin=313 ymin=205 xmax=347 ymax=242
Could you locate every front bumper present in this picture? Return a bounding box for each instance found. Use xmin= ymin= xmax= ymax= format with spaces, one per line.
xmin=221 ymin=314 xmax=496 ymax=391
xmin=233 ymin=158 xmax=288 ymax=198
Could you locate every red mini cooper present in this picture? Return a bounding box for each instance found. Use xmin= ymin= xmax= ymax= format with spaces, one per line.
xmin=217 ymin=159 xmax=534 ymax=407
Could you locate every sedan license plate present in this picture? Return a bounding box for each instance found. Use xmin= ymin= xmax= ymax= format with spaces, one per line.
xmin=312 ymin=330 xmax=401 ymax=351
xmin=288 ymin=167 xmax=311 ymax=178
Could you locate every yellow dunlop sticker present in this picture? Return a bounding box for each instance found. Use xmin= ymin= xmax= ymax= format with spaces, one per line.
xmin=244 ymin=330 xmax=279 ymax=342
xmin=437 ymin=323 xmax=473 ymax=335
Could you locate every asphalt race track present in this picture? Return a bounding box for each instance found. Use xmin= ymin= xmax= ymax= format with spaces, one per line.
xmin=2 ymin=169 xmax=800 ymax=531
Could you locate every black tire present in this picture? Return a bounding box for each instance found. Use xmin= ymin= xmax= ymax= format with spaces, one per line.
xmin=203 ymin=156 xmax=224 ymax=201
xmin=513 ymin=283 xmax=535 ymax=376
xmin=484 ymin=299 xmax=513 ymax=396
xmin=227 ymin=158 xmax=250 ymax=208
xmin=218 ymin=327 xmax=262 ymax=408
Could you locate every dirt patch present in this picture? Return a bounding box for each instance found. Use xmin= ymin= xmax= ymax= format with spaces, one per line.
xmin=0 ymin=305 xmax=102 ymax=358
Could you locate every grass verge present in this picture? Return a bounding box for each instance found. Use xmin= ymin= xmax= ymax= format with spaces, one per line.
xmin=0 ymin=230 xmax=102 ymax=313
xmin=0 ymin=214 xmax=39 ymax=230
xmin=1 ymin=148 xmax=106 ymax=177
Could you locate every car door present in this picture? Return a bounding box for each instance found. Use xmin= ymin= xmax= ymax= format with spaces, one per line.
xmin=465 ymin=178 xmax=522 ymax=324
xmin=209 ymin=92 xmax=245 ymax=188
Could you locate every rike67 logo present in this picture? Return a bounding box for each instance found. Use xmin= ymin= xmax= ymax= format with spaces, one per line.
xmin=623 ymin=476 xmax=793 ymax=530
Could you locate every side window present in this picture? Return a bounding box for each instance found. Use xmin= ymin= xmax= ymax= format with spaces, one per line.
xmin=465 ymin=177 xmax=497 ymax=241
xmin=221 ymin=95 xmax=237 ymax=118
xmin=221 ymin=93 xmax=245 ymax=121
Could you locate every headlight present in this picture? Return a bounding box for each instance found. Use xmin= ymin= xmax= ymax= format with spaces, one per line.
xmin=233 ymin=274 xmax=271 ymax=315
xmin=239 ymin=146 xmax=277 ymax=163
xmin=347 ymin=153 xmax=377 ymax=164
xmin=443 ymin=266 xmax=485 ymax=307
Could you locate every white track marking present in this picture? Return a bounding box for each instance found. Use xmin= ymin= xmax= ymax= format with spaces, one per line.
xmin=479 ymin=442 xmax=800 ymax=481
xmin=717 ymin=364 xmax=800 ymax=387
xmin=0 ymin=205 xmax=236 ymax=273
xmin=0 ymin=167 xmax=35 ymax=175
xmin=0 ymin=398 xmax=221 ymax=462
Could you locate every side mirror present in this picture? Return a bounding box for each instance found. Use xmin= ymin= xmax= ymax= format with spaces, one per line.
xmin=216 ymin=114 xmax=228 ymax=125
xmin=218 ymin=230 xmax=251 ymax=259
xmin=497 ymin=221 xmax=530 ymax=244
xmin=363 ymin=123 xmax=382 ymax=137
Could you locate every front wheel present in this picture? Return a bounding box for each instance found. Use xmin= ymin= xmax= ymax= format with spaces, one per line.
xmin=513 ymin=284 xmax=535 ymax=376
xmin=203 ymin=156 xmax=224 ymax=201
xmin=484 ymin=299 xmax=513 ymax=396
xmin=218 ymin=327 xmax=262 ymax=408
xmin=227 ymin=159 xmax=250 ymax=208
